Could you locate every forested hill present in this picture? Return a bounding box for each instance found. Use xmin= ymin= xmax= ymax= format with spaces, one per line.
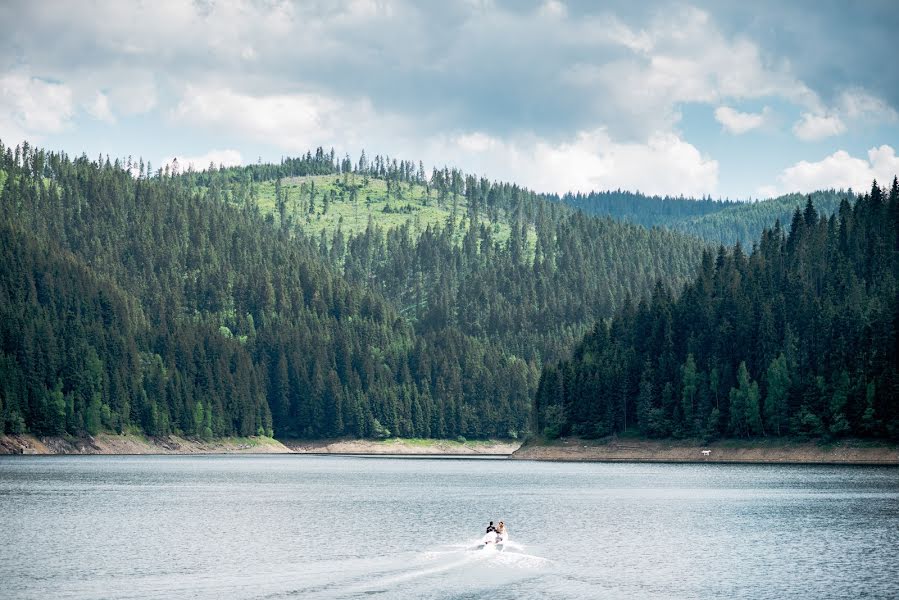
xmin=0 ymin=142 xmax=533 ymax=440
xmin=560 ymin=189 xmax=849 ymax=247
xmin=193 ymin=153 xmax=709 ymax=364
xmin=0 ymin=142 xmax=709 ymax=441
xmin=536 ymin=180 xmax=899 ymax=441
xmin=557 ymin=190 xmax=736 ymax=229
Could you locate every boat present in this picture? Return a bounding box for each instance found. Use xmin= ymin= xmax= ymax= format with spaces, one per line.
xmin=477 ymin=531 xmax=506 ymax=551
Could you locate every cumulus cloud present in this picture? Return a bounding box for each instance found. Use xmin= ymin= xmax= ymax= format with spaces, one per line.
xmin=435 ymin=129 xmax=719 ymax=197
xmin=564 ymin=7 xmax=820 ymax=137
xmin=538 ymin=0 xmax=567 ymax=19
xmin=106 ymin=76 xmax=158 ymax=116
xmin=769 ymin=145 xmax=899 ymax=194
xmin=790 ymin=89 xmax=896 ymax=141
xmin=170 ymin=85 xmax=401 ymax=152
xmin=0 ymin=1 xmax=833 ymax=143
xmin=714 ymin=106 xmax=769 ymax=134
xmin=85 ymin=91 xmax=115 ymax=123
xmin=837 ymin=89 xmax=898 ymax=123
xmin=454 ymin=132 xmax=497 ymax=153
xmin=0 ymin=70 xmax=74 ymax=143
xmin=161 ymin=149 xmax=243 ymax=173
xmin=792 ymin=112 xmax=846 ymax=141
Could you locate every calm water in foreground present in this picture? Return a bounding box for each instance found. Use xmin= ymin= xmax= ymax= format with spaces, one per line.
xmin=1 ymin=455 xmax=897 ymax=599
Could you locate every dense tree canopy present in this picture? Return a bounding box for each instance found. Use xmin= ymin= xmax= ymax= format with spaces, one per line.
xmin=331 ymin=178 xmax=707 ymax=365
xmin=561 ymin=189 xmax=849 ymax=247
xmin=3 ymin=139 xmax=890 ymax=444
xmin=537 ymin=181 xmax=899 ymax=441
xmin=0 ymin=141 xmax=529 ymax=439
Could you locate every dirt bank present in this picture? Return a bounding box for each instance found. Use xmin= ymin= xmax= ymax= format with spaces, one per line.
xmin=0 ymin=434 xmax=521 ymax=456
xmin=281 ymin=438 xmax=522 ymax=455
xmin=512 ymin=437 xmax=899 ymax=464
xmin=0 ymin=433 xmax=293 ymax=455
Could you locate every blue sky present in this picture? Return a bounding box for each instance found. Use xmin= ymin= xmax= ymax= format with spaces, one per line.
xmin=1 ymin=0 xmax=897 ymax=199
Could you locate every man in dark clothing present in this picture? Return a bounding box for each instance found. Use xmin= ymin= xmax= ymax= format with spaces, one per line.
xmin=486 ymin=521 xmax=496 ymax=533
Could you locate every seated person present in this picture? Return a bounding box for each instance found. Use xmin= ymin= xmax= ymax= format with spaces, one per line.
xmin=495 ymin=521 xmax=507 ymax=542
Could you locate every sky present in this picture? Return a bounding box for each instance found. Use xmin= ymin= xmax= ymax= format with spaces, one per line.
xmin=1 ymin=0 xmax=897 ymax=199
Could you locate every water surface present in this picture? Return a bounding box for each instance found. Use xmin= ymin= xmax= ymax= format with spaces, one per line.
xmin=1 ymin=455 xmax=897 ymax=599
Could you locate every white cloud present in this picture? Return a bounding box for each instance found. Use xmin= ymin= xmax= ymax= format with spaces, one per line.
xmin=161 ymin=149 xmax=243 ymax=173
xmin=792 ymin=112 xmax=846 ymax=141
xmin=714 ymin=106 xmax=769 ymax=134
xmin=538 ymin=1 xmax=567 ymax=19
xmin=85 ymin=91 xmax=115 ymax=123
xmin=770 ymin=145 xmax=899 ymax=194
xmin=560 ymin=7 xmax=823 ymax=138
xmin=838 ymin=89 xmax=898 ymax=123
xmin=438 ymin=129 xmax=719 ymax=197
xmin=170 ymin=86 xmax=393 ymax=152
xmin=106 ymin=76 xmax=158 ymax=116
xmin=0 ymin=70 xmax=74 ymax=143
xmin=454 ymin=131 xmax=497 ymax=153
xmin=755 ymin=185 xmax=778 ymax=199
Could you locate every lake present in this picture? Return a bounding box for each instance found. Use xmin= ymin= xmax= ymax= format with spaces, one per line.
xmin=1 ymin=455 xmax=897 ymax=599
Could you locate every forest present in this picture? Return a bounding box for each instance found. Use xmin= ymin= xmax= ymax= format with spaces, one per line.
xmin=560 ymin=188 xmax=850 ymax=247
xmin=0 ymin=142 xmax=532 ymax=440
xmin=536 ymin=182 xmax=898 ymax=440
xmin=1 ymin=139 xmax=895 ymax=442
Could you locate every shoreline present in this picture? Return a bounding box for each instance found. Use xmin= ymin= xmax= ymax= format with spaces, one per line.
xmin=2 ymin=433 xmax=896 ymax=464
xmin=0 ymin=433 xmax=294 ymax=455
xmin=0 ymin=433 xmax=521 ymax=457
xmin=510 ymin=437 xmax=899 ymax=465
xmin=280 ymin=438 xmax=521 ymax=455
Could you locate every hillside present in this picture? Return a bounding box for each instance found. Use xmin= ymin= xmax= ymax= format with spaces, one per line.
xmin=0 ymin=142 xmax=714 ymax=441
xmin=558 ymin=190 xmax=736 ymax=229
xmin=0 ymin=142 xmax=531 ymax=440
xmin=7 ymin=140 xmax=871 ymax=445
xmin=196 ymin=156 xmax=709 ymax=364
xmin=561 ymin=189 xmax=850 ymax=247
xmin=672 ymin=190 xmax=849 ymax=246
xmin=536 ymin=181 xmax=899 ymax=441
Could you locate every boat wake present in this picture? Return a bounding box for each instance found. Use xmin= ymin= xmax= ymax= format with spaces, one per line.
xmin=333 ymin=539 xmax=551 ymax=597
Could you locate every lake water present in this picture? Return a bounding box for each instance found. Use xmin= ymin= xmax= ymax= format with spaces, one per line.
xmin=1 ymin=455 xmax=897 ymax=599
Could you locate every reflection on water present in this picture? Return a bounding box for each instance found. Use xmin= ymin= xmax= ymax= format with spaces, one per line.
xmin=1 ymin=455 xmax=897 ymax=599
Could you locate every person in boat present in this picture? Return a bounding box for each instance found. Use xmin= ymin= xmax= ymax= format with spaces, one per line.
xmin=495 ymin=521 xmax=507 ymax=543
xmin=485 ymin=521 xmax=496 ymax=534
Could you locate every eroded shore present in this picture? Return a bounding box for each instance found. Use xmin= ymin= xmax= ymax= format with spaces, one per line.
xmin=0 ymin=433 xmax=293 ymax=455
xmin=2 ymin=433 xmax=896 ymax=463
xmin=511 ymin=437 xmax=899 ymax=464
xmin=281 ymin=438 xmax=521 ymax=455
xmin=0 ymin=433 xmax=520 ymax=456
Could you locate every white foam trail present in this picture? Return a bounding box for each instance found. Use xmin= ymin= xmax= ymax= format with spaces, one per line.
xmin=343 ymin=554 xmax=478 ymax=594
xmin=340 ymin=539 xmax=551 ymax=597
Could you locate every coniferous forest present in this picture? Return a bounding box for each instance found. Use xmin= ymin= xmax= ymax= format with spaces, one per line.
xmin=536 ymin=182 xmax=899 ymax=440
xmin=0 ymin=142 xmax=531 ymax=440
xmin=560 ymin=188 xmax=850 ymax=247
xmin=1 ymin=139 xmax=896 ymax=442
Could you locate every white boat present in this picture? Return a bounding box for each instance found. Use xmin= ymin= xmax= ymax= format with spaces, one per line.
xmin=477 ymin=531 xmax=507 ymax=551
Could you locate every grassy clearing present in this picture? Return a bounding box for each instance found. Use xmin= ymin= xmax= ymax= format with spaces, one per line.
xmin=250 ymin=174 xmax=534 ymax=247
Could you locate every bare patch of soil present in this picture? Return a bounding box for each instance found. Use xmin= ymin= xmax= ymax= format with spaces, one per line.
xmin=512 ymin=437 xmax=899 ymax=464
